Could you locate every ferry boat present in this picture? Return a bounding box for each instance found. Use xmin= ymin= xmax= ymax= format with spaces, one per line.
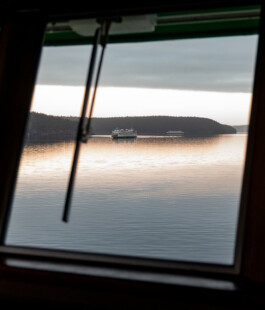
xmin=111 ymin=128 xmax=137 ymax=139
xmin=166 ymin=130 xmax=184 ymax=136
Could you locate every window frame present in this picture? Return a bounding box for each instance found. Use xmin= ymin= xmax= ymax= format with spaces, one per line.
xmin=0 ymin=1 xmax=264 ymax=288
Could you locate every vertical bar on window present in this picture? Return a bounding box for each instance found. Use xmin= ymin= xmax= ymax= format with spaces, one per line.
xmin=62 ymin=27 xmax=101 ymax=222
xmin=83 ymin=38 xmax=107 ymax=141
xmin=239 ymin=5 xmax=265 ymax=282
xmin=0 ymin=13 xmax=46 ymax=244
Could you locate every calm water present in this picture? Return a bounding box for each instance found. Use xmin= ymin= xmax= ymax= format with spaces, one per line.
xmin=6 ymin=134 xmax=247 ymax=265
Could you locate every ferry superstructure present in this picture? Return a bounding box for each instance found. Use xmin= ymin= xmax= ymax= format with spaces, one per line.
xmin=111 ymin=129 xmax=137 ymax=139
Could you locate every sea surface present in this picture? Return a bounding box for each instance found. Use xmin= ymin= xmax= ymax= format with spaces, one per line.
xmin=6 ymin=134 xmax=248 ymax=265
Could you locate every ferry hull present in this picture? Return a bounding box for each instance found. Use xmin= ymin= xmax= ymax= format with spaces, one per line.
xmin=112 ymin=135 xmax=137 ymax=139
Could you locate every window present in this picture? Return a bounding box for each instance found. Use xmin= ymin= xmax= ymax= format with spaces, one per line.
xmin=0 ymin=4 xmax=264 ymax=282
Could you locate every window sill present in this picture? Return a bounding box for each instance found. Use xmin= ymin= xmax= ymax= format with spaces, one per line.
xmin=0 ymin=256 xmax=264 ymax=309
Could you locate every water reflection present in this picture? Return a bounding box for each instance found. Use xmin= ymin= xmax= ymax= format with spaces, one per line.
xmin=7 ymin=134 xmax=247 ymax=265
xmin=111 ymin=137 xmax=137 ymax=144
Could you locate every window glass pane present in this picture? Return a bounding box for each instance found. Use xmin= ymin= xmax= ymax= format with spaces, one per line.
xmin=6 ymin=16 xmax=259 ymax=265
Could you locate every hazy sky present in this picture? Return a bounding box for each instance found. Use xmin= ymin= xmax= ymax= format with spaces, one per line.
xmin=32 ymin=34 xmax=259 ymax=125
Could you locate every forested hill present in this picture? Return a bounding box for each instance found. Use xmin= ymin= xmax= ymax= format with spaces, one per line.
xmin=26 ymin=112 xmax=236 ymax=143
xmin=26 ymin=112 xmax=78 ymax=142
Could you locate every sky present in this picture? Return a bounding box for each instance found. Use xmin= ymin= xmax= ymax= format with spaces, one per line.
xmin=31 ymin=34 xmax=259 ymax=125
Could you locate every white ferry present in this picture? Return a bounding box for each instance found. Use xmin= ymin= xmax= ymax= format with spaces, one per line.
xmin=111 ymin=128 xmax=137 ymax=139
xmin=166 ymin=130 xmax=184 ymax=136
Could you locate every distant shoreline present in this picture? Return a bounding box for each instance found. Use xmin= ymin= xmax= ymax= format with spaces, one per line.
xmin=26 ymin=112 xmax=240 ymax=144
xmin=232 ymin=125 xmax=248 ymax=133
